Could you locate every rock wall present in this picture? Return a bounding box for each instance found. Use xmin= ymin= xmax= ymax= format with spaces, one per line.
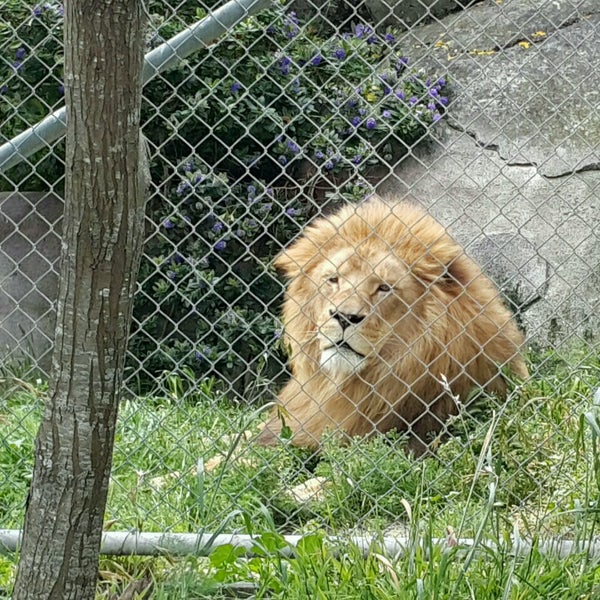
xmin=380 ymin=0 xmax=600 ymax=347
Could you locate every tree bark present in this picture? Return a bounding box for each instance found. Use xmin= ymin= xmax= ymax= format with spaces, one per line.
xmin=12 ymin=1 xmax=147 ymax=598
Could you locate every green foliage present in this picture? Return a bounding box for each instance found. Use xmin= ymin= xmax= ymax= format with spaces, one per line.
xmin=131 ymin=5 xmax=448 ymax=391
xmin=0 ymin=1 xmax=448 ymax=392
xmin=2 ymin=349 xmax=600 ymax=597
xmin=0 ymin=0 xmax=65 ymax=190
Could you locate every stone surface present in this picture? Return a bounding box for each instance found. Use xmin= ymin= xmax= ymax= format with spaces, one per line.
xmin=382 ymin=123 xmax=600 ymax=347
xmin=399 ymin=0 xmax=600 ymax=177
xmin=291 ymin=0 xmax=462 ymax=29
xmin=0 ymin=192 xmax=62 ymax=372
xmin=378 ymin=0 xmax=600 ymax=346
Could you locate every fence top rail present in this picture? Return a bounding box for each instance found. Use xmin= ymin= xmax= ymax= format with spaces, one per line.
xmin=0 ymin=0 xmax=272 ymax=174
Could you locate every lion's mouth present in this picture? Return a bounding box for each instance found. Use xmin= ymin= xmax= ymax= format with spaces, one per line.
xmin=326 ymin=341 xmax=365 ymax=358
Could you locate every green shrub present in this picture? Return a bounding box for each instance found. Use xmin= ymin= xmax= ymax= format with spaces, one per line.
xmin=0 ymin=2 xmax=448 ymax=393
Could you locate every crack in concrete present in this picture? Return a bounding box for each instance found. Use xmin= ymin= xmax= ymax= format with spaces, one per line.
xmin=420 ymin=10 xmax=589 ymax=56
xmin=445 ymin=119 xmax=600 ymax=178
xmin=498 ymin=14 xmax=583 ymax=52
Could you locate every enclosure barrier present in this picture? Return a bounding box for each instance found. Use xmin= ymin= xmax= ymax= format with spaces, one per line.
xmin=1 ymin=0 xmax=600 ymax=591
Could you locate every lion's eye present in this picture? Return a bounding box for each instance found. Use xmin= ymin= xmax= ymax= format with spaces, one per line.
xmin=327 ymin=276 xmax=339 ymax=285
xmin=377 ymin=283 xmax=392 ymax=293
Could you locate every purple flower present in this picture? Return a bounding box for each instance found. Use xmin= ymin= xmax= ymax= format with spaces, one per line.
xmin=195 ymin=347 xmax=212 ymax=362
xmin=278 ymin=155 xmax=288 ymax=166
xmin=437 ymin=77 xmax=447 ymax=87
xmin=279 ymin=56 xmax=292 ymax=75
xmin=15 ymin=47 xmax=27 ymax=60
xmin=315 ymin=150 xmax=324 ymax=160
xmin=395 ymin=90 xmax=405 ymax=100
xmin=352 ymin=155 xmax=363 ymax=165
xmin=382 ymin=110 xmax=391 ymax=119
xmin=409 ymin=96 xmax=418 ymax=106
xmin=433 ymin=112 xmax=442 ymax=122
xmin=385 ymin=33 xmax=395 ymax=44
xmin=429 ymin=87 xmax=439 ymax=97
xmin=193 ymin=173 xmax=203 ymax=184
xmin=13 ymin=61 xmax=22 ymax=72
xmin=355 ymin=24 xmax=371 ymax=39
xmin=365 ymin=117 xmax=377 ymax=130
xmin=311 ymin=55 xmax=323 ymax=66
xmin=395 ymin=57 xmax=409 ymax=71
xmin=334 ymin=48 xmax=346 ymax=60
xmin=287 ymin=140 xmax=300 ymax=154
xmin=32 ymin=5 xmax=42 ymax=16
xmin=176 ymin=180 xmax=192 ymax=196
xmin=0 ymin=85 xmax=8 ymax=95
xmin=427 ymin=103 xmax=436 ymax=111
xmin=247 ymin=184 xmax=256 ymax=197
xmin=285 ymin=207 xmax=299 ymax=217
xmin=173 ymin=253 xmax=185 ymax=265
xmin=358 ymin=107 xmax=367 ymax=116
xmin=324 ymin=160 xmax=334 ymax=170
xmin=439 ymin=96 xmax=449 ymax=106
xmin=351 ymin=116 xmax=361 ymax=127
xmin=367 ymin=35 xmax=379 ymax=45
xmin=167 ymin=270 xmax=177 ymax=281
xmin=183 ymin=161 xmax=194 ymax=173
xmin=214 ymin=240 xmax=227 ymax=252
xmin=163 ymin=218 xmax=175 ymax=230
xmin=230 ymin=81 xmax=242 ymax=93
xmin=212 ymin=222 xmax=224 ymax=233
xmin=284 ymin=12 xmax=300 ymax=39
xmin=58 ymin=84 xmax=64 ymax=96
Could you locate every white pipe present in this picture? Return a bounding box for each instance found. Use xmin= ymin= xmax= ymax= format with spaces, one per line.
xmin=0 ymin=0 xmax=272 ymax=173
xmin=1 ymin=529 xmax=599 ymax=558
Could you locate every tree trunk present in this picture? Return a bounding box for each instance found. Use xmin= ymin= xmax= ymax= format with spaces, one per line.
xmin=12 ymin=1 xmax=147 ymax=598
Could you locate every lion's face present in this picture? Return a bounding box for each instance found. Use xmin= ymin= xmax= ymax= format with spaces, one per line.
xmin=307 ymin=246 xmax=428 ymax=379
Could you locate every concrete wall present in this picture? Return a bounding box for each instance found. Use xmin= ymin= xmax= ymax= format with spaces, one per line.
xmin=0 ymin=192 xmax=62 ymax=374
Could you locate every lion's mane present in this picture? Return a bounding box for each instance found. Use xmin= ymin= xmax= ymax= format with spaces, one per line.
xmin=257 ymin=198 xmax=528 ymax=454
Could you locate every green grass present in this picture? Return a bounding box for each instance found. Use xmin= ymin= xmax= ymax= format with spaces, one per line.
xmin=1 ymin=347 xmax=600 ymax=598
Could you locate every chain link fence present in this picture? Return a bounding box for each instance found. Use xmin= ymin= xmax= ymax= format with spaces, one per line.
xmin=1 ymin=0 xmax=600 ymax=551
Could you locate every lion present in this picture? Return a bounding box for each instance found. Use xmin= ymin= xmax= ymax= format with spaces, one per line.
xmin=256 ymin=197 xmax=528 ymax=454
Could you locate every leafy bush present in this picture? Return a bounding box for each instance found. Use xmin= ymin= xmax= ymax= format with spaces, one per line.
xmin=0 ymin=1 xmax=448 ymax=393
xmin=130 ymin=162 xmax=306 ymax=394
xmin=0 ymin=0 xmax=65 ymax=189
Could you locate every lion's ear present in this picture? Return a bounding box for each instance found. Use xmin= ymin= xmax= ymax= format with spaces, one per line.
xmin=440 ymin=254 xmax=480 ymax=290
xmin=413 ymin=250 xmax=476 ymax=291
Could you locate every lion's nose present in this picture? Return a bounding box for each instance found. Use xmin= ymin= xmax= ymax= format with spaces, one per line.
xmin=330 ymin=310 xmax=365 ymax=330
